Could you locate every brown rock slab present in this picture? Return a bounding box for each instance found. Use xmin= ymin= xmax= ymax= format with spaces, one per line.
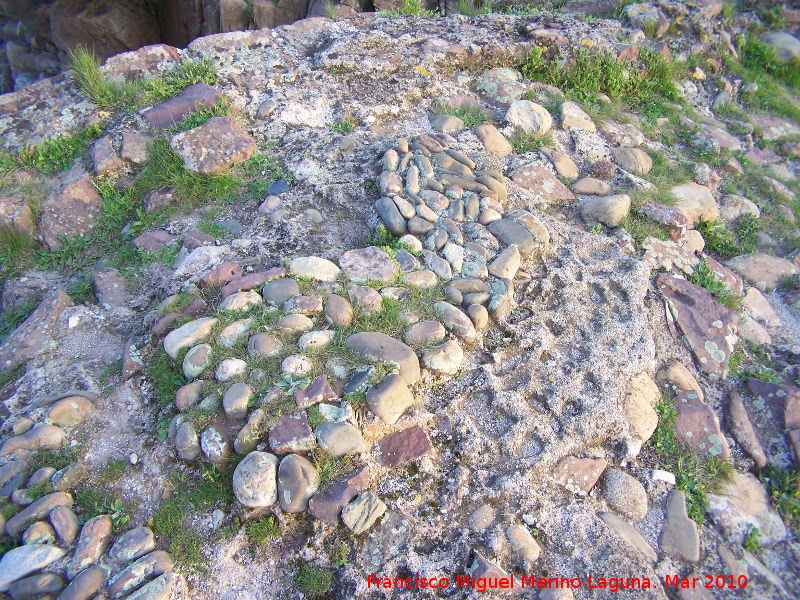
xmin=91 ymin=136 xmax=123 ymax=175
xmin=642 ymin=237 xmax=699 ymax=275
xmin=656 ymin=361 xmax=703 ymax=401
xmin=120 ymin=132 xmax=152 ymax=164
xmin=308 ymin=482 xmax=359 ymax=524
xmin=707 ymin=473 xmax=786 ymax=547
xmin=638 ymin=201 xmax=688 ymax=239
xmin=47 ymin=396 xmax=95 ymax=426
xmin=221 ymin=268 xmax=285 ymax=299
xmin=0 ymin=424 xmax=65 ymax=456
xmin=366 ymin=373 xmax=415 ymax=425
xmin=294 ymin=374 xmax=338 ymax=408
xmin=554 ymin=456 xmax=607 ymax=494
xmin=170 ymin=116 xmax=256 ymax=174
xmin=0 ymin=193 xmax=34 ymax=236
xmin=340 ymin=246 xmax=399 ymax=283
xmin=670 ymin=183 xmax=718 ymax=228
xmin=376 ymin=425 xmax=433 ymax=467
xmin=93 ymin=267 xmax=131 ymax=308
xmin=474 ymin=124 xmax=512 ymax=157
xmin=726 ymin=253 xmax=797 ymax=292
xmin=268 ymin=411 xmax=315 ymax=454
xmin=598 ymin=512 xmax=657 ymax=563
xmin=142 ymin=83 xmax=222 ymax=128
xmin=728 ymin=391 xmax=767 ymax=468
xmin=656 ymin=273 xmax=739 ymax=378
xmin=199 ymin=261 xmax=243 ymax=288
xmin=673 ymin=390 xmax=730 ymax=459
xmin=39 ymin=168 xmax=102 ymax=251
xmin=660 ymin=489 xmax=700 ymax=562
xmin=511 ymin=165 xmax=575 ymax=203
xmin=131 ymin=230 xmax=176 ymax=251
xmin=67 ymin=515 xmax=112 ymax=579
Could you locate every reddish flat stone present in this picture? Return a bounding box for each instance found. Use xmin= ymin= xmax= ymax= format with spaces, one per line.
xmin=183 ymin=229 xmax=216 ymax=251
xmin=673 ymin=391 xmax=730 ymax=459
xmin=151 ymin=313 xmax=181 ymax=337
xmin=131 ymin=230 xmax=176 ymax=251
xmin=376 ymin=425 xmax=433 ymax=468
xmin=638 ymin=202 xmax=688 ymax=240
xmin=511 ymin=165 xmax=575 ymax=203
xmin=655 ymin=274 xmax=739 ymax=379
xmin=199 ymin=261 xmax=243 ymax=288
xmin=268 ymin=411 xmax=315 ymax=455
xmin=308 ymin=483 xmax=359 ymax=524
xmin=553 ymin=456 xmax=607 ymax=494
xmin=705 ymin=256 xmax=744 ymax=296
xmin=142 ymin=83 xmax=222 ymax=128
xmin=294 ymin=374 xmax=338 ymax=407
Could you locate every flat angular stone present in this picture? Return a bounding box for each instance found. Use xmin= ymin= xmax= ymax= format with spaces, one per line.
xmin=554 ymin=456 xmax=607 ymax=494
xmin=505 ymin=100 xmax=552 ymax=136
xmin=0 ymin=193 xmax=33 ymax=236
xmin=346 ymin=332 xmax=420 ymax=385
xmin=661 ymin=489 xmax=699 ymax=562
xmin=376 ymin=425 xmax=433 ymax=467
xmin=366 ymin=373 xmax=415 ymax=425
xmin=284 ymin=294 xmax=323 ymax=315
xmin=623 ymin=372 xmax=660 ymax=443
xmin=294 ymin=374 xmax=338 ymax=407
xmin=131 ymin=230 xmax=175 ymax=251
xmin=170 ymin=116 xmax=255 ymax=174
xmin=269 ymin=411 xmax=315 ymax=454
xmin=340 ymin=246 xmax=398 ymax=283
xmin=726 ymin=253 xmax=797 ymax=292
xmin=673 ymin=391 xmax=730 ymax=459
xmin=708 ymin=472 xmax=786 ymax=548
xmin=580 ymin=194 xmax=631 ymax=227
xmin=91 ymin=136 xmax=123 ymax=175
xmin=123 ymin=572 xmax=175 ymax=600
xmin=222 ymin=268 xmax=285 ymax=299
xmin=39 ymin=169 xmax=102 ymax=251
xmin=309 ymin=482 xmax=359 ymax=524
xmin=342 ymin=491 xmax=386 ymax=534
xmin=656 ymin=274 xmax=738 ymax=378
xmin=232 ymin=451 xmax=278 ymax=508
xmin=121 ymin=132 xmax=152 ymax=164
xmin=642 ymin=237 xmax=700 ymax=275
xmin=598 ymin=512 xmax=657 ymax=563
xmin=670 ymin=183 xmax=718 ymax=228
xmin=467 ymin=552 xmax=511 ymax=582
xmin=511 ymin=165 xmax=575 ymax=203
xmin=475 ymin=124 xmax=512 ymax=157
xmin=561 ymin=101 xmax=595 ymax=132
xmin=143 ymin=83 xmax=222 ymax=128
xmin=638 ymin=202 xmax=688 ymax=239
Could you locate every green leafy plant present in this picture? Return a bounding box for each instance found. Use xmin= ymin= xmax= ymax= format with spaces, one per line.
xmin=327 ymin=117 xmax=357 ymax=134
xmin=100 ymin=458 xmax=128 ymax=482
xmin=743 ymin=526 xmax=761 ymax=551
xmin=760 ymin=467 xmax=800 ymax=528
xmin=276 ymin=373 xmax=311 ymax=395
xmin=296 ymin=564 xmax=334 ymax=598
xmin=148 ymin=349 xmax=188 ymax=406
xmin=306 ymin=406 xmax=325 ymax=429
xmin=101 ymin=498 xmax=131 ymax=530
xmin=329 ymin=542 xmax=349 ymax=568
xmin=695 ymin=219 xmax=742 ymax=259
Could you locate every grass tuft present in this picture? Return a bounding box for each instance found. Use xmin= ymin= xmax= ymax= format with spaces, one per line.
xmin=648 ymin=398 xmax=734 ymax=525
xmin=247 ymin=515 xmax=280 ymax=545
xmin=431 ymin=101 xmax=492 ymax=128
xmin=688 ymin=259 xmax=741 ymax=311
xmin=0 ymin=123 xmax=104 ymax=175
xmin=0 ymin=296 xmax=38 ymax=343
xmin=509 ymin=129 xmax=553 ymax=154
xmin=760 ymin=467 xmax=800 ymax=529
xmin=296 ymin=564 xmax=334 ymax=598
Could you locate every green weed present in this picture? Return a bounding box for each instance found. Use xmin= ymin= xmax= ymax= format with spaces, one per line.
xmin=509 ymin=129 xmax=553 ymax=154
xmin=0 ymin=363 xmax=25 ymax=390
xmin=521 ymin=46 xmax=682 ymax=118
xmin=170 ymin=99 xmax=230 ymax=133
xmin=99 ymin=458 xmax=128 ymax=482
xmin=619 ymin=210 xmax=673 ymax=246
xmin=0 ymin=226 xmax=33 ymax=276
xmin=456 ymin=0 xmax=490 ymax=16
xmin=695 ymin=219 xmax=742 ymax=259
xmin=431 ymin=101 xmax=492 ymax=128
xmin=247 ymin=515 xmax=280 ymax=545
xmin=648 ymin=398 xmax=734 ymax=525
xmin=740 ymin=34 xmax=800 ymax=89
xmin=688 ymin=259 xmax=741 ymax=311
xmin=329 ymin=542 xmax=350 ymax=568
xmin=296 ymin=564 xmax=334 ymax=598
xmin=381 ymin=0 xmax=438 ymax=17
xmin=25 ymin=480 xmax=54 ymax=502
xmin=26 ymin=444 xmax=81 ymax=474
xmin=760 ymin=467 xmax=800 ymax=528
xmin=327 ymin=117 xmax=357 ymax=135
xmin=68 ymin=46 xmax=216 ymax=111
xmin=0 ymin=296 xmax=38 ymax=343
xmin=0 ymin=123 xmax=104 ymax=175
xmin=306 ymin=406 xmax=325 ymax=430
xmin=312 ymin=448 xmax=353 ymax=491
xmin=147 ymin=349 xmax=188 ymax=407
